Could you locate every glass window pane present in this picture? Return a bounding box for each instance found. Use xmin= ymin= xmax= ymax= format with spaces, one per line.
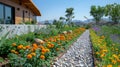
xmin=5 ymin=6 xmax=12 ymax=24
xmin=0 ymin=4 xmax=4 ymax=24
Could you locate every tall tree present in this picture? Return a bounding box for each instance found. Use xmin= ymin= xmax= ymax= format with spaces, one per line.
xmin=90 ymin=6 xmax=105 ymax=24
xmin=105 ymin=3 xmax=120 ymax=24
xmin=65 ymin=8 xmax=75 ymax=25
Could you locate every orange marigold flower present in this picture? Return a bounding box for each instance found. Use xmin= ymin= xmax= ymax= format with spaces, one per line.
xmin=12 ymin=43 xmax=16 ymax=46
xmin=39 ymin=45 xmax=44 ymax=49
xmin=33 ymin=47 xmax=37 ymax=51
xmin=33 ymin=43 xmax=38 ymax=48
xmin=26 ymin=45 xmax=30 ymax=49
xmin=107 ymin=64 xmax=112 ymax=67
xmin=40 ymin=55 xmax=45 ymax=60
xmin=44 ymin=39 xmax=48 ymax=42
xmin=59 ymin=35 xmax=65 ymax=40
xmin=31 ymin=48 xmax=34 ymax=52
xmin=51 ymin=44 xmax=54 ymax=48
xmin=100 ymin=53 xmax=105 ymax=58
xmin=117 ymin=59 xmax=120 ymax=62
xmin=31 ymin=52 xmax=36 ymax=56
xmin=27 ymin=54 xmax=32 ymax=59
xmin=17 ymin=45 xmax=23 ymax=49
xmin=42 ymin=48 xmax=46 ymax=53
xmin=47 ymin=44 xmax=52 ymax=48
xmin=53 ymin=39 xmax=56 ymax=42
xmin=56 ymin=48 xmax=59 ymax=51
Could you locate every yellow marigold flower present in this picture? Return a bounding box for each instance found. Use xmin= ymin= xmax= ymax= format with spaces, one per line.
xmin=41 ymin=52 xmax=45 ymax=55
xmin=113 ymin=54 xmax=119 ymax=60
xmin=115 ymin=48 xmax=118 ymax=51
xmin=27 ymin=54 xmax=32 ymax=59
xmin=101 ymin=35 xmax=105 ymax=39
xmin=46 ymin=48 xmax=50 ymax=52
xmin=107 ymin=64 xmax=112 ymax=67
xmin=103 ymin=49 xmax=108 ymax=53
xmin=112 ymin=60 xmax=116 ymax=64
xmin=40 ymin=55 xmax=45 ymax=60
xmin=12 ymin=43 xmax=16 ymax=46
xmin=14 ymin=51 xmax=19 ymax=55
xmin=47 ymin=42 xmax=51 ymax=44
xmin=11 ymin=50 xmax=15 ymax=53
xmin=23 ymin=47 xmax=26 ymax=50
xmin=95 ymin=52 xmax=99 ymax=55
xmin=31 ymin=52 xmax=36 ymax=56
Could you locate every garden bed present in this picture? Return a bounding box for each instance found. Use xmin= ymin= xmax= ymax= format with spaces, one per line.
xmin=90 ymin=25 xmax=120 ymax=67
xmin=0 ymin=25 xmax=86 ymax=67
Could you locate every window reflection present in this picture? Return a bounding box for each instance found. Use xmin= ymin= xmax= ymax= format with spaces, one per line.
xmin=5 ymin=6 xmax=12 ymax=24
xmin=0 ymin=4 xmax=4 ymax=24
xmin=0 ymin=3 xmax=13 ymax=24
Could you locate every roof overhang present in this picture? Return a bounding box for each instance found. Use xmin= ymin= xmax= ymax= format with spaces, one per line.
xmin=11 ymin=0 xmax=41 ymax=16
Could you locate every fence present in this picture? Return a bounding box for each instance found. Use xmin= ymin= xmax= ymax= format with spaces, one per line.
xmin=0 ymin=24 xmax=46 ymax=38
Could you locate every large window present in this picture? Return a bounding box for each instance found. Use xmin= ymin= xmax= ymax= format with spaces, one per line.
xmin=0 ymin=3 xmax=14 ymax=24
xmin=0 ymin=4 xmax=4 ymax=24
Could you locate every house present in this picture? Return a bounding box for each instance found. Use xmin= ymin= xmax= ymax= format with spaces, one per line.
xmin=0 ymin=0 xmax=41 ymax=24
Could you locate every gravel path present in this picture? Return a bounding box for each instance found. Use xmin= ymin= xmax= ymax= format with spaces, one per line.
xmin=53 ymin=30 xmax=94 ymax=67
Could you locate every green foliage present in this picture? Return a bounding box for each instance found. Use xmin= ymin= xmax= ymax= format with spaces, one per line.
xmin=90 ymin=3 xmax=120 ymax=24
xmin=44 ymin=20 xmax=51 ymax=25
xmin=90 ymin=25 xmax=120 ymax=66
xmin=105 ymin=3 xmax=120 ymax=24
xmin=31 ymin=20 xmax=37 ymax=24
xmin=53 ymin=20 xmax=64 ymax=29
xmin=0 ymin=57 xmax=4 ymax=62
xmin=24 ymin=21 xmax=32 ymax=24
xmin=65 ymin=8 xmax=75 ymax=25
xmin=85 ymin=24 xmax=91 ymax=29
xmin=90 ymin=6 xmax=105 ymax=24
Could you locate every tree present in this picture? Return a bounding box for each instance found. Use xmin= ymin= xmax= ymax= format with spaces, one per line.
xmin=90 ymin=6 xmax=105 ymax=24
xmin=105 ymin=3 xmax=120 ymax=24
xmin=59 ymin=17 xmax=65 ymax=21
xmin=53 ymin=19 xmax=57 ymax=25
xmin=44 ymin=20 xmax=51 ymax=25
xmin=53 ymin=19 xmax=63 ymax=29
xmin=65 ymin=8 xmax=75 ymax=25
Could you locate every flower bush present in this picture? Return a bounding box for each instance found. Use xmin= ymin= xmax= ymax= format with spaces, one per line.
xmin=90 ymin=29 xmax=120 ymax=67
xmin=0 ymin=26 xmax=85 ymax=67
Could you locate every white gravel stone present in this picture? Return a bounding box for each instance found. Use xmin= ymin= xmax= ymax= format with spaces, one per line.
xmin=52 ymin=30 xmax=94 ymax=67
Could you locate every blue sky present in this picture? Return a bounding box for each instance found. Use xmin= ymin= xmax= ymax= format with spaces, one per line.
xmin=33 ymin=0 xmax=120 ymax=22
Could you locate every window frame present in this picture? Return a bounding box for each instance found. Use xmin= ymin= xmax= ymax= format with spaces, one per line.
xmin=0 ymin=2 xmax=15 ymax=24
